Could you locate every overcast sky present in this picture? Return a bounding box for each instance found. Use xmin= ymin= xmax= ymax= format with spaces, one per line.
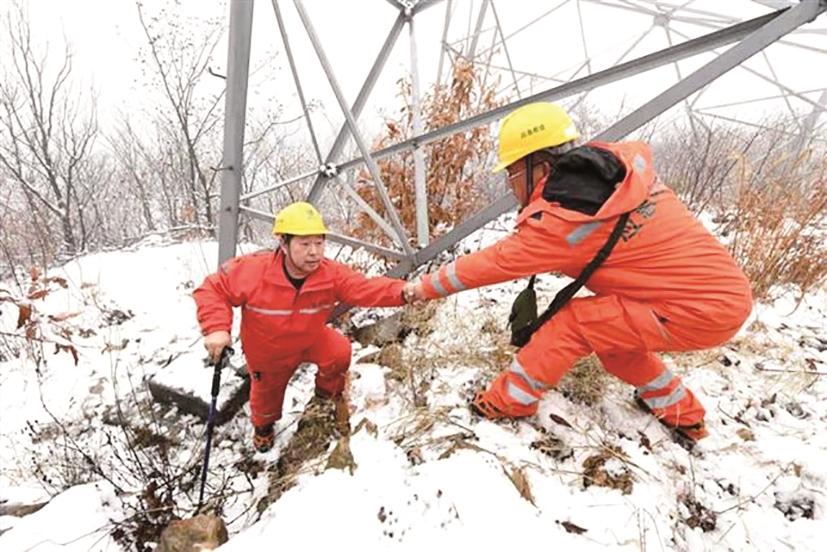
xmin=10 ymin=0 xmax=827 ymax=149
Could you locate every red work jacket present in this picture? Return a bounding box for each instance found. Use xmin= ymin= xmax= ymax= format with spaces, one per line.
xmin=421 ymin=141 xmax=752 ymax=335
xmin=194 ymin=250 xmax=406 ymax=365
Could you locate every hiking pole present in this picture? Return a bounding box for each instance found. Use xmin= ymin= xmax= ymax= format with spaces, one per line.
xmin=197 ymin=346 xmax=233 ymax=513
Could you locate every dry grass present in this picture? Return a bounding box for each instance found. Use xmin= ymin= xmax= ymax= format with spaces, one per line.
xmin=399 ymin=302 xmax=440 ymax=337
xmin=651 ymin=118 xmax=826 ymax=302
xmin=256 ymin=394 xmax=350 ymax=514
xmin=722 ymin=152 xmax=827 ymax=302
xmin=558 ymin=354 xmax=609 ymax=406
xmin=369 ymin=302 xmax=512 ymax=407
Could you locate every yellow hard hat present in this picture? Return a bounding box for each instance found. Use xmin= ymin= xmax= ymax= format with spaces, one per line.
xmin=272 ymin=201 xmax=328 ymax=236
xmin=492 ymin=102 xmax=579 ymax=173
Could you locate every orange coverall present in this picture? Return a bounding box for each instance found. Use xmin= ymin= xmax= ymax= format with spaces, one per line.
xmin=194 ymin=250 xmax=406 ymax=427
xmin=420 ymin=141 xmax=752 ymax=428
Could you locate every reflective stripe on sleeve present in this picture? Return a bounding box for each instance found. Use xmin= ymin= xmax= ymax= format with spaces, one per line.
xmin=444 ymin=263 xmax=467 ymax=292
xmin=566 ymin=221 xmax=603 ymax=246
xmin=429 ymin=274 xmax=449 ymax=297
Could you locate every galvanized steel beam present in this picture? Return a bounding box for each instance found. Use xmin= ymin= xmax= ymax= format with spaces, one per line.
xmin=217 ymin=0 xmax=254 ymax=264
xmin=294 ymin=0 xmax=414 ymax=255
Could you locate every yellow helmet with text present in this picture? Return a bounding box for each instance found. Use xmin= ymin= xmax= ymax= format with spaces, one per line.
xmin=272 ymin=202 xmax=328 ymax=236
xmin=493 ymin=102 xmax=579 ymax=173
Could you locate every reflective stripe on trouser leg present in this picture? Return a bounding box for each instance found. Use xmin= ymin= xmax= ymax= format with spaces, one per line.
xmin=508 ymin=358 xmax=547 ymax=392
xmin=637 ymin=383 xmax=687 ymax=410
xmin=484 ymin=371 xmax=542 ymax=417
xmin=636 ymin=368 xmax=674 ymax=394
xmin=507 ymin=381 xmax=539 ymax=405
xmin=634 ymin=371 xmax=705 ymax=428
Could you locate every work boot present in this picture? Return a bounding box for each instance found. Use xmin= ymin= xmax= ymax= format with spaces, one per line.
xmin=471 ymin=391 xmax=506 ymax=419
xmin=470 ymin=391 xmax=526 ymax=420
xmin=252 ymin=423 xmax=275 ymax=453
xmin=633 ymin=392 xmax=708 ymax=448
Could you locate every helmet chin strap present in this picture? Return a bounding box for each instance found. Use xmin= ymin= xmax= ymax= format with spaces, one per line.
xmin=524 ymin=154 xmax=535 ymax=206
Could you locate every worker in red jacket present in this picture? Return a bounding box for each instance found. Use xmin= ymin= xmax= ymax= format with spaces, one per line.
xmin=409 ymin=102 xmax=752 ymax=444
xmin=194 ymin=201 xmax=416 ymax=452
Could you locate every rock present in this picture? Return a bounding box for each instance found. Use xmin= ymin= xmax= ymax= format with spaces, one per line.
xmin=352 ymin=313 xmax=405 ymax=347
xmin=156 ymin=515 xmax=228 ymax=552
xmin=147 ymin=350 xmax=249 ymax=425
xmin=0 ymin=501 xmax=48 ymax=517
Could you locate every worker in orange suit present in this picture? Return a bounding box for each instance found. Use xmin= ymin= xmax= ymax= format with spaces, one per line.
xmin=409 ymin=102 xmax=752 ymax=444
xmin=194 ymin=202 xmax=417 ymax=452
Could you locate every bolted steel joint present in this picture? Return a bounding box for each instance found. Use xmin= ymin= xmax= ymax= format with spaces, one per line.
xmin=320 ymin=163 xmax=338 ymax=178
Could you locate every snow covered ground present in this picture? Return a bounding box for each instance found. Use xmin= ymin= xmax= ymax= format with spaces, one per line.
xmin=0 ymin=230 xmax=825 ymax=551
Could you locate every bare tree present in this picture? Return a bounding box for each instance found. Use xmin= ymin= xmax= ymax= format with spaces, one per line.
xmin=133 ymin=0 xmax=225 ymax=232
xmin=108 ymin=119 xmax=159 ymax=233
xmin=0 ymin=2 xmax=100 ymax=260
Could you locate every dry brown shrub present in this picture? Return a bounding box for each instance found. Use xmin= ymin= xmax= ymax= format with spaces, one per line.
xmin=353 ymin=59 xmax=502 ymax=244
xmin=722 ymin=152 xmax=827 ymax=301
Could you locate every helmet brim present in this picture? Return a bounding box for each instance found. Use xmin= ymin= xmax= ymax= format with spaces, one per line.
xmin=492 ymin=160 xmax=509 ymax=174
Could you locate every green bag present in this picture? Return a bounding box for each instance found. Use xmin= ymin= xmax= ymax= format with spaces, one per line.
xmin=508 ymin=276 xmax=538 ymax=347
xmin=507 ymin=212 xmax=631 ymax=348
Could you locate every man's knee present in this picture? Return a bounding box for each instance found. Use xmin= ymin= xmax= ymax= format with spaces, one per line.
xmin=311 ymin=328 xmax=352 ymax=369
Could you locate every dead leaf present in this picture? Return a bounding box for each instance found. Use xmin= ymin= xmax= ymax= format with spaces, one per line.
xmin=325 ymin=437 xmax=357 ymax=474
xmin=406 ymin=447 xmax=425 ymax=465
xmin=44 ymin=276 xmax=68 ymax=288
xmin=30 ymin=267 xmax=41 ymax=281
xmin=559 ymin=520 xmax=588 ymax=534
xmin=530 ymin=433 xmax=574 ymax=461
xmin=49 ymin=311 xmax=81 ymax=322
xmin=505 ymin=465 xmax=535 ymax=506
xmin=55 ymin=343 xmax=79 ymax=365
xmin=582 ymin=448 xmax=634 ymax=495
xmin=736 ymin=427 xmax=755 ymax=441
xmin=548 ymin=412 xmax=574 ymax=428
xmin=352 ymin=418 xmax=378 ymax=437
xmin=102 ymin=339 xmax=129 ymax=353
xmin=27 ymin=289 xmax=49 ymax=300
xmin=638 ymin=431 xmax=652 ymax=452
xmin=16 ymin=305 xmax=32 ymax=329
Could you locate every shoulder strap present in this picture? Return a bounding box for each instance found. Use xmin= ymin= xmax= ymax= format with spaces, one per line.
xmin=524 ymin=211 xmax=630 ymax=340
